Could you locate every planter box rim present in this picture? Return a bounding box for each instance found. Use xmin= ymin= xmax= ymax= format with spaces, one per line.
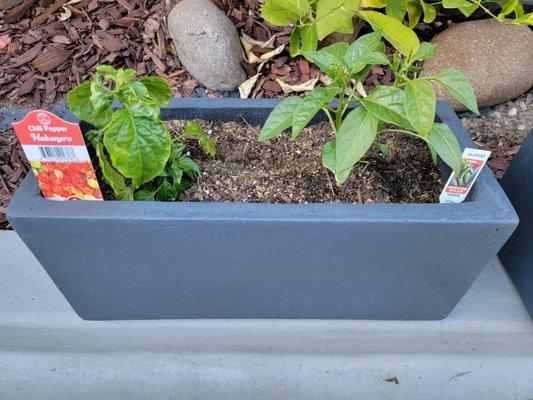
xmin=7 ymin=99 xmax=518 ymax=226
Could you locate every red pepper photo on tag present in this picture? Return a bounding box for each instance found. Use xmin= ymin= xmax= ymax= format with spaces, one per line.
xmin=12 ymin=110 xmax=103 ymax=201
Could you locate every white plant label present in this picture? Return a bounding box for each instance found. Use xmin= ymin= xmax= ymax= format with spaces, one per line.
xmin=439 ymin=148 xmax=491 ymax=204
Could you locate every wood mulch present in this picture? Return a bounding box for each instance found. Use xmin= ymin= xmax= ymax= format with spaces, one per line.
xmin=0 ymin=132 xmax=29 ymax=229
xmin=0 ymin=0 xmax=200 ymax=107
xmin=0 ymin=0 xmax=394 ymax=107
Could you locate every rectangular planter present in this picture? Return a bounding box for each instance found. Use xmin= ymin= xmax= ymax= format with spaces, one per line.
xmin=499 ymin=131 xmax=532 ymax=318
xmin=7 ymin=99 xmax=518 ymax=321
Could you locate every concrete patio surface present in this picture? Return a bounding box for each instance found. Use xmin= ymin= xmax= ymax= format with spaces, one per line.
xmin=0 ymin=230 xmax=532 ymax=399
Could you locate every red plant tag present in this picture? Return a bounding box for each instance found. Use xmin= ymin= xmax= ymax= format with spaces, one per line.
xmin=12 ymin=110 xmax=103 ymax=201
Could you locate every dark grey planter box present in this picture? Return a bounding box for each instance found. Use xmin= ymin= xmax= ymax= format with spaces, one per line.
xmin=7 ymin=99 xmax=518 ymax=321
xmin=499 ymin=131 xmax=532 ymax=318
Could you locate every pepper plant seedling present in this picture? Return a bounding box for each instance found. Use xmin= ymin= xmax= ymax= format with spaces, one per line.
xmin=259 ymin=19 xmax=479 ymax=185
xmin=67 ymin=65 xmax=215 ymax=201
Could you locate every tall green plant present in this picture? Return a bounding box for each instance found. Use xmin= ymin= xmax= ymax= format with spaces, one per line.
xmin=261 ymin=0 xmax=532 ymax=55
xmin=259 ymin=29 xmax=479 ymax=184
xmin=67 ymin=65 xmax=215 ymax=201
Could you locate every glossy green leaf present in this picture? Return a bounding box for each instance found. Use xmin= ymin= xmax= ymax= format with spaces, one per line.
xmin=261 ymin=0 xmax=309 ymax=25
xmin=344 ymin=30 xmax=383 ymax=74
xmin=181 ymin=121 xmax=217 ymax=157
xmin=289 ymin=28 xmax=302 ymax=57
xmin=428 ymin=123 xmax=463 ymax=174
xmin=386 ymin=0 xmax=407 ymax=21
xmin=324 ymin=42 xmax=351 ymax=59
xmin=357 ymin=51 xmax=389 ymax=65
xmin=360 ymin=86 xmax=413 ymax=129
xmin=358 ymin=10 xmax=420 ymax=58
xmin=335 ymin=107 xmax=379 ymax=183
xmin=514 ymin=11 xmax=532 ymax=24
xmin=412 ymin=42 xmax=436 ymax=60
xmin=420 ymin=0 xmax=436 ymax=22
xmin=322 ymin=140 xmax=337 ymax=172
xmin=103 ymin=107 xmax=171 ymax=186
xmin=138 ymin=77 xmax=172 ymax=106
xmin=67 ymin=83 xmax=113 ymax=128
xmin=303 ymin=48 xmax=344 ymax=78
xmin=292 ymin=87 xmax=339 ymax=138
xmin=259 ymin=96 xmax=303 ymax=141
xmin=459 ymin=2 xmax=479 ymax=15
xmin=432 ymin=68 xmax=479 ymax=114
xmin=442 ymin=0 xmax=471 ymax=8
xmin=93 ymin=141 xmax=133 ymax=200
xmin=134 ymin=190 xmax=155 ymax=201
xmin=155 ymin=180 xmax=179 ymax=201
xmin=316 ymin=0 xmax=360 ymax=40
xmin=300 ymin=24 xmax=319 ymax=52
xmin=173 ymin=156 xmax=200 ymax=179
xmin=406 ymin=0 xmax=422 ymax=28
xmin=404 ymin=79 xmax=435 ymax=137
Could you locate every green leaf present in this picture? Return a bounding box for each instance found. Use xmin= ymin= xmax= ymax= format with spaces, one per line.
xmin=93 ymin=141 xmax=133 ymax=201
xmin=360 ymin=86 xmax=413 ymax=129
xmin=181 ymin=121 xmax=217 ymax=157
xmin=358 ymin=10 xmax=420 ymax=59
xmin=498 ymin=0 xmax=517 ymax=16
xmin=442 ymin=0 xmax=471 ymax=8
xmin=420 ymin=0 xmax=436 ymax=22
xmin=300 ymin=24 xmax=319 ymax=52
xmin=316 ymin=0 xmax=360 ymax=40
xmin=67 ymin=82 xmax=113 ymax=128
xmin=404 ymin=79 xmax=435 ymax=137
xmin=167 ymin=164 xmax=184 ymax=183
xmin=292 ymin=86 xmax=340 ymax=138
xmin=514 ymin=11 xmax=533 ymax=25
xmin=386 ymin=0 xmax=407 ymax=21
xmin=459 ymin=2 xmax=479 ymax=16
xmin=303 ymin=48 xmax=344 ymax=78
xmin=344 ymin=30 xmax=383 ymax=74
xmin=406 ymin=0 xmax=422 ymax=28
xmin=322 ymin=141 xmax=351 ymax=184
xmin=90 ymin=79 xmax=112 ymax=113
xmin=360 ymin=0 xmax=387 ymax=7
xmin=322 ymin=140 xmax=337 ymax=173
xmin=432 ymin=68 xmax=479 ymax=114
xmin=138 ymin=77 xmax=172 ymax=106
xmin=134 ymin=189 xmax=155 ymax=201
xmin=103 ymin=107 xmax=172 ymax=186
xmin=259 ymin=96 xmax=303 ymax=141
xmin=413 ymin=42 xmax=436 ymax=60
xmin=174 ymin=156 xmax=200 ymax=179
xmin=261 ymin=0 xmax=309 ymax=25
xmin=357 ymin=51 xmax=389 ymax=66
xmin=428 ymin=123 xmax=463 ymax=174
xmin=155 ymin=179 xmax=179 ymax=201
xmin=96 ymin=65 xmax=117 ymax=80
xmin=324 ymin=42 xmax=351 ymax=59
xmin=335 ymin=107 xmax=378 ymax=183
xmin=289 ymin=28 xmax=302 ymax=57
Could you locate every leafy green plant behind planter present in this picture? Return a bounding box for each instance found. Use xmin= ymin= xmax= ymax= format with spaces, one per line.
xmin=67 ymin=65 xmax=216 ymax=201
xmin=259 ymin=23 xmax=479 ymax=185
xmin=261 ymin=0 xmax=532 ymax=54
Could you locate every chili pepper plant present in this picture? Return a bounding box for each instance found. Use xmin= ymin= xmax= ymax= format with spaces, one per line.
xmin=67 ymin=65 xmax=216 ymax=201
xmin=259 ymin=24 xmax=479 ymax=184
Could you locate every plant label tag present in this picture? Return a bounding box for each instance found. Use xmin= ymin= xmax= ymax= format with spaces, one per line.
xmin=12 ymin=110 xmax=104 ymax=201
xmin=439 ymin=148 xmax=491 ymax=204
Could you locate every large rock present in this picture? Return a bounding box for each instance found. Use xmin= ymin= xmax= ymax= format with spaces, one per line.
xmin=421 ymin=19 xmax=533 ymax=111
xmin=167 ymin=0 xmax=246 ymax=91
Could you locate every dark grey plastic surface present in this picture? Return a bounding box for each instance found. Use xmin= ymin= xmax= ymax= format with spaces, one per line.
xmin=500 ymin=131 xmax=532 ymax=317
xmin=7 ymin=99 xmax=518 ymax=320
